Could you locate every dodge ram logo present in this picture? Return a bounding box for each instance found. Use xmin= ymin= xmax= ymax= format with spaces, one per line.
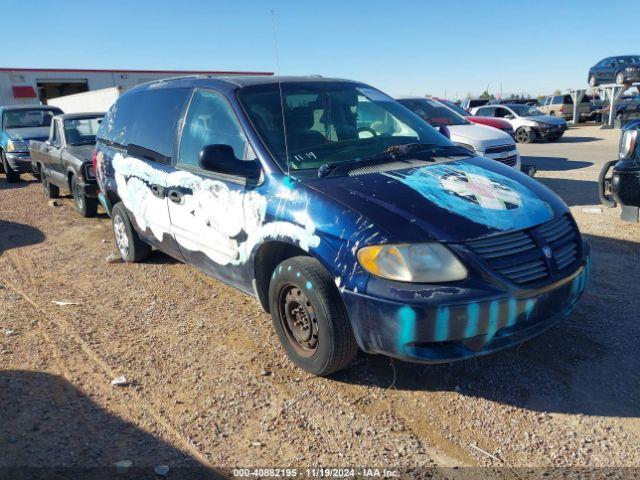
xmin=543 ymin=245 xmax=553 ymax=259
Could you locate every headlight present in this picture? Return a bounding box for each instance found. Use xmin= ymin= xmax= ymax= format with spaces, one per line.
xmin=7 ymin=140 xmax=28 ymax=152
xmin=455 ymin=143 xmax=479 ymax=155
xmin=620 ymin=129 xmax=638 ymax=158
xmin=357 ymin=243 xmax=467 ymax=283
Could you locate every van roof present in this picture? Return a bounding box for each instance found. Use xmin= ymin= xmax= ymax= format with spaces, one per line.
xmin=129 ymin=74 xmax=361 ymax=93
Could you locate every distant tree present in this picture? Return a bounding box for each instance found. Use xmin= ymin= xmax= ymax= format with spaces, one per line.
xmin=479 ymin=90 xmax=494 ymax=99
xmin=553 ymin=89 xmax=562 ymax=95
xmin=466 ymin=92 xmax=473 ymax=99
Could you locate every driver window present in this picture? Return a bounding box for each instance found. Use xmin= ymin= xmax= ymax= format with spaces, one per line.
xmin=52 ymin=121 xmax=62 ymax=146
xmin=178 ymin=89 xmax=255 ymax=169
xmin=495 ymin=108 xmax=510 ymax=118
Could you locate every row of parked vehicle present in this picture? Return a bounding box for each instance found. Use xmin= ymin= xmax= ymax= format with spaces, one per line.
xmin=0 ymin=75 xmax=589 ymax=376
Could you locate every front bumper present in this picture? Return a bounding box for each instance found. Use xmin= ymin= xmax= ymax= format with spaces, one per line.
xmin=342 ymin=247 xmax=590 ymax=363
xmin=4 ymin=152 xmax=34 ymax=173
xmin=534 ymin=125 xmax=567 ymax=139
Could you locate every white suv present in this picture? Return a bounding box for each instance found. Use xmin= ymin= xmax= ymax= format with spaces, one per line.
xmin=398 ymin=97 xmax=521 ymax=169
xmin=471 ymin=104 xmax=568 ymax=143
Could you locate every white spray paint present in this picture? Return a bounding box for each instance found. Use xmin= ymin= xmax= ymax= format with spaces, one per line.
xmin=113 ymin=154 xmax=320 ymax=266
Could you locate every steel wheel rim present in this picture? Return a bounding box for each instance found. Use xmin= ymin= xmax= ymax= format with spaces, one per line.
xmin=278 ymin=283 xmax=319 ymax=357
xmin=113 ymin=214 xmax=129 ymax=258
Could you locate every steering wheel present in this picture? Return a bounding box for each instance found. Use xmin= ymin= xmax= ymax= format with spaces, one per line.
xmin=357 ymin=126 xmax=378 ymax=138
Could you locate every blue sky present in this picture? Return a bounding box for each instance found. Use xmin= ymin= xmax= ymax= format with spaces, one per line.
xmin=3 ymin=0 xmax=638 ymax=99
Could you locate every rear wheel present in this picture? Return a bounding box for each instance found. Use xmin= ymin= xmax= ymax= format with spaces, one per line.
xmin=268 ymin=256 xmax=358 ymax=376
xmin=111 ymin=202 xmax=151 ymax=263
xmin=42 ymin=171 xmax=59 ymax=197
xmin=2 ymin=152 xmax=19 ymax=183
xmin=71 ymin=175 xmax=97 ymax=217
xmin=515 ymin=127 xmax=534 ymax=144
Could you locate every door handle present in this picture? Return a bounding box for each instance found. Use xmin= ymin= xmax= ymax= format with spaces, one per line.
xmin=150 ymin=184 xmax=165 ymax=199
xmin=167 ymin=189 xmax=184 ymax=204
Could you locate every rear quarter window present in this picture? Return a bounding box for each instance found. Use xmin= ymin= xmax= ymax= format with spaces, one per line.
xmin=97 ymin=87 xmax=191 ymax=162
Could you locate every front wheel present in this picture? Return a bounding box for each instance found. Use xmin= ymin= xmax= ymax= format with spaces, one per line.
xmin=268 ymin=256 xmax=358 ymax=376
xmin=515 ymin=127 xmax=534 ymax=144
xmin=111 ymin=202 xmax=151 ymax=262
xmin=2 ymin=152 xmax=19 ymax=183
xmin=71 ymin=175 xmax=97 ymax=217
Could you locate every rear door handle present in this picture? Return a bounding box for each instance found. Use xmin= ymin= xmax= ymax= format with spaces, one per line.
xmin=150 ymin=184 xmax=165 ymax=199
xmin=167 ymin=189 xmax=183 ymax=204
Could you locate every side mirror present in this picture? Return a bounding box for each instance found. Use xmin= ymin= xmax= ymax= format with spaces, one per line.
xmin=199 ymin=144 xmax=261 ymax=179
xmin=45 ymin=139 xmax=52 ymax=146
xmin=437 ymin=125 xmax=450 ymax=139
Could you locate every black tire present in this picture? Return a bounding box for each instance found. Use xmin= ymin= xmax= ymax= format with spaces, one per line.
xmin=515 ymin=127 xmax=534 ymax=144
xmin=71 ymin=175 xmax=97 ymax=217
xmin=111 ymin=202 xmax=151 ymax=263
xmin=2 ymin=152 xmax=19 ymax=183
xmin=268 ymin=256 xmax=358 ymax=376
xmin=41 ymin=170 xmax=59 ymax=198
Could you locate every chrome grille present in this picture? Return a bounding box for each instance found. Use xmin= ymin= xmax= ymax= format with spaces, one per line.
xmin=466 ymin=214 xmax=581 ymax=285
xmin=484 ymin=144 xmax=514 ymax=154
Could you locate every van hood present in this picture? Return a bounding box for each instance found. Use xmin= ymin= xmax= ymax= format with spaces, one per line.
xmin=6 ymin=126 xmax=50 ymax=142
xmin=303 ymin=157 xmax=564 ymax=243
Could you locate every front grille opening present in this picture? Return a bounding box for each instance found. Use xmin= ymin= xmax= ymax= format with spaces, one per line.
xmin=466 ymin=214 xmax=581 ymax=286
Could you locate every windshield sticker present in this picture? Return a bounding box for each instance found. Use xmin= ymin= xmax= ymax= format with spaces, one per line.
xmin=384 ymin=162 xmax=553 ymax=230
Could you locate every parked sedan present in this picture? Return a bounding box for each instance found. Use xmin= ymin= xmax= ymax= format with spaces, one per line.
xmin=397 ymin=97 xmax=521 ymax=169
xmin=435 ymin=98 xmax=515 ymax=137
xmin=588 ymin=56 xmax=640 ymax=87
xmin=471 ymin=104 xmax=568 ymax=143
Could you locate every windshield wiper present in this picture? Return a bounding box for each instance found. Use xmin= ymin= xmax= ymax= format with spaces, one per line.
xmin=317 ymin=143 xmax=467 ymax=177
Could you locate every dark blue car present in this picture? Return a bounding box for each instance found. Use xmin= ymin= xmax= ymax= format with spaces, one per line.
xmin=588 ymin=55 xmax=640 ymax=87
xmin=95 ymin=76 xmax=589 ymax=376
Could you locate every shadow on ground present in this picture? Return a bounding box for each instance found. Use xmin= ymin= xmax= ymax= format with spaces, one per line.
xmin=0 ymin=370 xmax=222 ymax=479
xmin=0 ymin=220 xmax=45 ymax=255
xmin=522 ymin=155 xmax=593 ymax=171
xmin=334 ymin=233 xmax=640 ymax=419
xmin=0 ymin=176 xmax=39 ymax=190
xmin=555 ymin=136 xmax=601 ymax=144
xmin=534 ymin=177 xmax=600 ymax=207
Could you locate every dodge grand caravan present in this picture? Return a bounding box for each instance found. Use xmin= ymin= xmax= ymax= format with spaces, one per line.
xmin=95 ymin=76 xmax=589 ymax=376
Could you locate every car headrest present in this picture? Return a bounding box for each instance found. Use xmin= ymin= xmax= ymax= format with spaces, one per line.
xmin=287 ymin=107 xmax=315 ymax=131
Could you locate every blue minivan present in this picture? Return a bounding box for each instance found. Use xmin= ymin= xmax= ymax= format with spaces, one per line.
xmin=95 ymin=76 xmax=589 ymax=375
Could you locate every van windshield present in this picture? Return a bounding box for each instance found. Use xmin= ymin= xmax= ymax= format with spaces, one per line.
xmin=238 ymin=81 xmax=451 ymax=172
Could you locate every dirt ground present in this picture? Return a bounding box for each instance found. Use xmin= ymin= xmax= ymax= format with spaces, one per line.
xmin=1 ymin=125 xmax=638 ymax=477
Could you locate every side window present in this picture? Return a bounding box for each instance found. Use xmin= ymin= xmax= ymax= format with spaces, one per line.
xmin=495 ymin=108 xmax=509 ymax=118
xmin=97 ymin=91 xmax=138 ymax=146
xmin=52 ymin=121 xmax=62 ymax=146
xmin=476 ymin=107 xmax=492 ymax=117
xmin=130 ymin=87 xmax=191 ymax=161
xmin=178 ymin=89 xmax=255 ymax=169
